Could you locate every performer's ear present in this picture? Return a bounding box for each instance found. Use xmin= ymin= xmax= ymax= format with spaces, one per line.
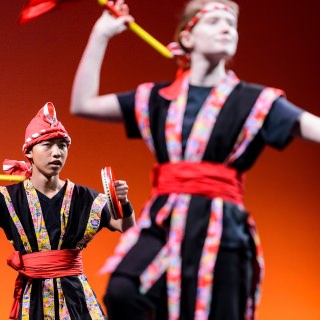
xmin=25 ymin=149 xmax=33 ymax=160
xmin=179 ymin=30 xmax=194 ymax=51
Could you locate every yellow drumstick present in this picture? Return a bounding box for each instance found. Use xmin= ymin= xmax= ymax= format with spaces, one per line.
xmin=98 ymin=0 xmax=173 ymax=59
xmin=0 ymin=174 xmax=25 ymax=182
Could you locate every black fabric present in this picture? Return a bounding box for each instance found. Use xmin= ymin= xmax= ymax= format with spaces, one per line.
xmin=37 ymin=183 xmax=66 ymax=249
xmin=118 ymin=90 xmax=142 ymax=138
xmin=209 ymin=248 xmax=253 ymax=320
xmin=105 ymin=273 xmax=168 ymax=320
xmin=118 ymin=82 xmax=302 ymax=167
xmin=202 ymin=82 xmax=264 ymax=167
xmin=182 ymin=85 xmax=212 ymax=154
xmin=148 ymin=83 xmax=173 ymax=163
xmin=233 ymin=96 xmax=303 ymax=170
xmin=108 ymin=196 xmax=254 ymax=319
xmin=117 ymin=81 xmax=302 ymax=248
xmin=261 ymin=97 xmax=303 ymax=148
xmin=106 ymin=248 xmax=252 ymax=320
xmin=113 ymin=196 xmax=169 ymax=277
xmin=0 ymin=181 xmax=111 ymax=319
xmin=114 ymin=79 xmax=303 ymax=319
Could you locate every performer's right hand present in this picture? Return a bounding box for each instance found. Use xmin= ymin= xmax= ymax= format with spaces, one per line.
xmin=93 ymin=0 xmax=134 ymax=39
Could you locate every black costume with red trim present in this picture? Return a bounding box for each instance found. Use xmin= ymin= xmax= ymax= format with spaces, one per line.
xmin=104 ymin=76 xmax=302 ymax=320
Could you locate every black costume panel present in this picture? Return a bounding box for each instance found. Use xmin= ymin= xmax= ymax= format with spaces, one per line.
xmin=0 ymin=181 xmax=112 ymax=319
xmin=108 ymin=79 xmax=303 ymax=320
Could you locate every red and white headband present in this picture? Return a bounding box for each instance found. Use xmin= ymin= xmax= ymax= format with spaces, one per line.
xmin=184 ymin=2 xmax=237 ymax=32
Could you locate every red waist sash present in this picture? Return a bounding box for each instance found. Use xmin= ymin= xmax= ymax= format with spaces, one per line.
xmin=152 ymin=161 xmax=244 ymax=205
xmin=7 ymin=249 xmax=84 ymax=320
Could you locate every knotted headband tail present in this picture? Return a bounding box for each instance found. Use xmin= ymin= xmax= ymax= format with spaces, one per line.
xmin=3 ymin=159 xmax=31 ymax=178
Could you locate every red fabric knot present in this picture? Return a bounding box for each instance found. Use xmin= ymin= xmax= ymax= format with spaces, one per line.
xmin=7 ymin=251 xmax=24 ymax=272
xmin=3 ymin=159 xmax=31 ymax=178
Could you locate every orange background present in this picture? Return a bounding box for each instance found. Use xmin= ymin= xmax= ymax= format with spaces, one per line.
xmin=1 ymin=1 xmax=320 ymax=319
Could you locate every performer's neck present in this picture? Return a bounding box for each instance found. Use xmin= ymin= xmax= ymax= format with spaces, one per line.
xmin=189 ymin=57 xmax=227 ymax=87
xmin=29 ymin=173 xmax=64 ymax=198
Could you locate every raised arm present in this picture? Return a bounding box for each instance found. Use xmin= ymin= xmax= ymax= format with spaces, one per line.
xmin=71 ymin=1 xmax=133 ymax=121
xmin=294 ymin=111 xmax=320 ymax=143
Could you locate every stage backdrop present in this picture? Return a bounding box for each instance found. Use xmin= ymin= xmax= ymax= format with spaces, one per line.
xmin=1 ymin=1 xmax=319 ymax=319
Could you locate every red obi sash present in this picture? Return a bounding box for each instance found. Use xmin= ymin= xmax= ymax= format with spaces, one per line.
xmin=7 ymin=249 xmax=84 ymax=320
xmin=152 ymin=161 xmax=244 ymax=205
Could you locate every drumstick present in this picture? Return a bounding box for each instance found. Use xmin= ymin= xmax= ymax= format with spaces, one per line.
xmin=0 ymin=175 xmax=25 ymax=182
xmin=98 ymin=0 xmax=173 ymax=59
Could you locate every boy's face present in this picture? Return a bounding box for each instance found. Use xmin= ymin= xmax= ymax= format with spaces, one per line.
xmin=26 ymin=138 xmax=68 ymax=177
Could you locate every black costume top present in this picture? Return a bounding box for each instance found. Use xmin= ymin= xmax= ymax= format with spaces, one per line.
xmin=0 ymin=179 xmax=113 ymax=319
xmin=105 ymin=73 xmax=302 ymax=319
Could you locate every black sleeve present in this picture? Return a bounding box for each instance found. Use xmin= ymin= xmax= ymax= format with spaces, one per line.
xmin=260 ymin=97 xmax=303 ymax=149
xmin=117 ymin=90 xmax=142 ymax=138
xmin=100 ymin=201 xmax=133 ymax=231
xmin=81 ymin=186 xmax=114 ymax=232
xmin=100 ymin=202 xmax=116 ymax=231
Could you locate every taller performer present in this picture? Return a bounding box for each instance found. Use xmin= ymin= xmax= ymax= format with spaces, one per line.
xmin=0 ymin=102 xmax=135 ymax=319
xmin=70 ymin=0 xmax=320 ymax=319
